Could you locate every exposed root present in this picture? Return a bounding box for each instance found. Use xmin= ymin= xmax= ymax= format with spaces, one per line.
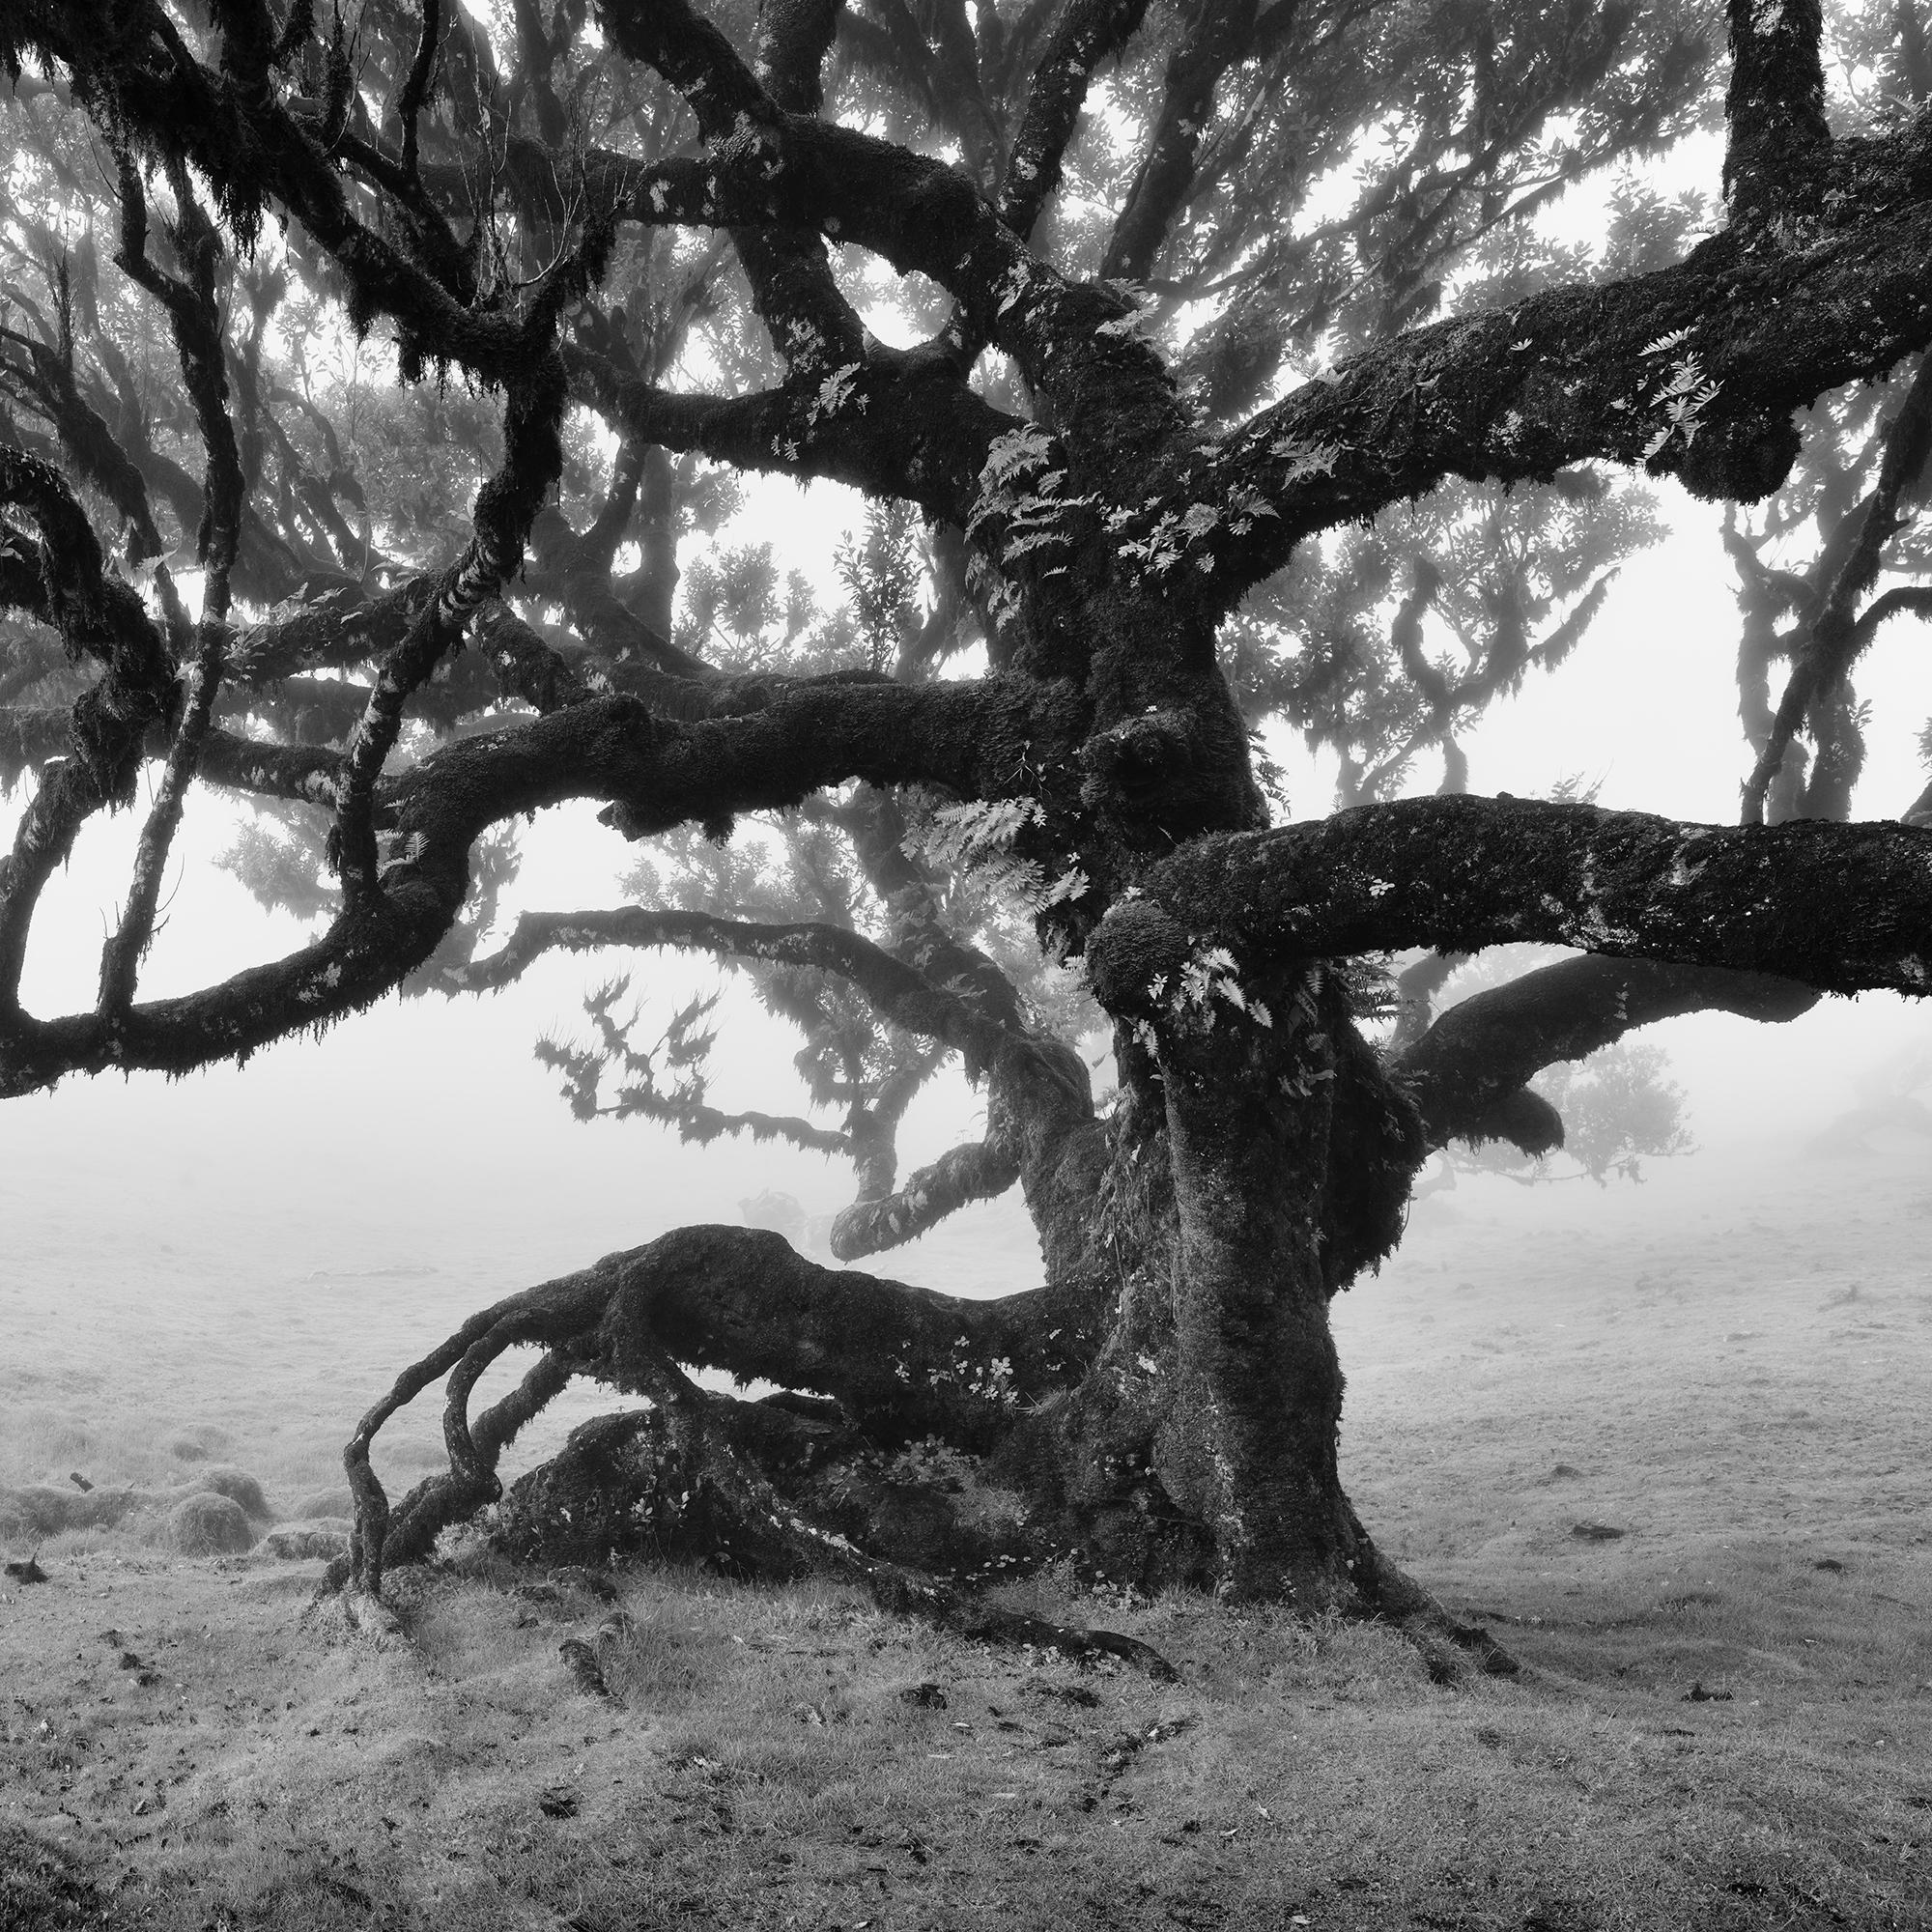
xmin=908 ymin=1587 xmax=1179 ymax=1681
xmin=302 ymin=1582 xmax=408 ymax=1649
xmin=330 ymin=1239 xmax=1177 ymax=1677
xmin=1364 ymin=1545 xmax=1520 ymax=1680
xmin=329 ymin=1227 xmax=1523 ymax=1690
xmin=341 ymin=1588 xmax=406 ymax=1643
xmin=339 ymin=1228 xmax=1108 ymax=1602
xmin=558 ymin=1635 xmax=614 ymax=1699
xmin=342 ymin=1266 xmax=614 ymax=1596
xmin=585 ymin=1365 xmax=1180 ymax=1680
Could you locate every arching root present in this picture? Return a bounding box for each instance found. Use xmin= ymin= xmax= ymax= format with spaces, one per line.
xmin=327 ymin=1228 xmax=1482 ymax=1689
xmin=339 ymin=1268 xmax=610 ymax=1600
xmin=327 ymin=1245 xmax=1178 ymax=1679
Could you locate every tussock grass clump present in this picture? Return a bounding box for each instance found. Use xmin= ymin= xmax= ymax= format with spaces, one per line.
xmin=160 ymin=1492 xmax=255 ymax=1556
xmin=189 ymin=1466 xmax=272 ymax=1520
xmin=0 ymin=1483 xmax=145 ymax=1542
xmin=166 ymin=1424 xmax=231 ymax=1464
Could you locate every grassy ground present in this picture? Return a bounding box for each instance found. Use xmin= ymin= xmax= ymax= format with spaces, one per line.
xmin=2 ymin=1136 xmax=1928 ymax=1930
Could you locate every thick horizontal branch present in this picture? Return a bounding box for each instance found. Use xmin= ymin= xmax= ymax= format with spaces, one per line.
xmin=356 ymin=1224 xmax=1098 ymax=1493
xmin=1394 ymin=954 xmax=1820 ymax=1154
xmin=565 ymin=334 xmax=1015 ymax=530
xmin=389 ymin=673 xmax=1084 ymax=847
xmin=0 ymin=862 xmax=465 ymax=1097
xmin=224 ymin=579 xmax=438 ymax=685
xmin=0 ymin=673 xmax=1080 ymax=1094
xmin=197 ymin=728 xmax=343 ymax=806
xmin=1855 ymin=582 xmax=1932 ymax=642
xmin=3 ymin=706 xmax=345 ymax=810
xmin=1086 ymin=796 xmax=1932 ymax=1013
xmin=600 ymin=1226 xmax=1101 ymax=1450
xmin=1164 ymin=105 xmax=1932 ymax=603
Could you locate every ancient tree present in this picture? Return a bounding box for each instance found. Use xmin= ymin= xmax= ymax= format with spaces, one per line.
xmin=6 ymin=0 xmax=1932 ymax=1667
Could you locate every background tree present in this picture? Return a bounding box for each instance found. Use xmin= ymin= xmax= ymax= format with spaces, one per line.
xmin=5 ymin=0 xmax=1932 ymax=1673
xmin=1720 ymin=1 xmax=1932 ymax=830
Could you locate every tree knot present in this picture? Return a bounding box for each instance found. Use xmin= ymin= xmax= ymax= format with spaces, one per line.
xmin=1085 ymin=896 xmax=1191 ymax=1019
xmin=1669 ymin=409 xmax=1802 ymax=503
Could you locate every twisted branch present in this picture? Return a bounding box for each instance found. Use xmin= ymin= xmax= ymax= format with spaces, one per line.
xmin=1393 ymin=955 xmax=1819 ymax=1157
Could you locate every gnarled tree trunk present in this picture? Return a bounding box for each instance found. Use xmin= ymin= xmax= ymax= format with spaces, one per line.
xmin=336 ymin=938 xmax=1523 ymax=1673
xmin=11 ymin=0 xmax=1929 ymax=1683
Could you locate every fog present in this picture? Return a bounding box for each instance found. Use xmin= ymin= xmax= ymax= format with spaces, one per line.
xmin=3 ymin=499 xmax=1930 ymax=1311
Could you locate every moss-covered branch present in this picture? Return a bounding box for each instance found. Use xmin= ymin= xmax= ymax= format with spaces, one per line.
xmin=0 ymin=673 xmax=1079 ymax=1094
xmin=1088 ymin=796 xmax=1932 ymax=1014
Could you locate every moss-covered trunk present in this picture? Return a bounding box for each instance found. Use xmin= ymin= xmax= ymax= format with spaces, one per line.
xmin=337 ymin=966 xmax=1518 ymax=1671
xmin=1150 ymin=1004 xmax=1376 ymax=1605
xmin=996 ymin=961 xmax=1423 ymax=1605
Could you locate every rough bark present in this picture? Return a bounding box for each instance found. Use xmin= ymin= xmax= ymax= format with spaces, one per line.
xmin=8 ymin=0 xmax=1932 ymax=1670
xmin=336 ymin=1227 xmax=1168 ymax=1670
xmin=1087 ymin=798 xmax=1932 ymax=1006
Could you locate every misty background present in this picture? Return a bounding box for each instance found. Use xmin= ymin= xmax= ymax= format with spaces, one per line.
xmin=4 ymin=488 xmax=1929 ymax=1318
xmin=8 ymin=100 xmax=1930 ymax=1322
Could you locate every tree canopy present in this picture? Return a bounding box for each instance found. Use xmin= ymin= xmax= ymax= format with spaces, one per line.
xmin=5 ymin=0 xmax=1932 ymax=1666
